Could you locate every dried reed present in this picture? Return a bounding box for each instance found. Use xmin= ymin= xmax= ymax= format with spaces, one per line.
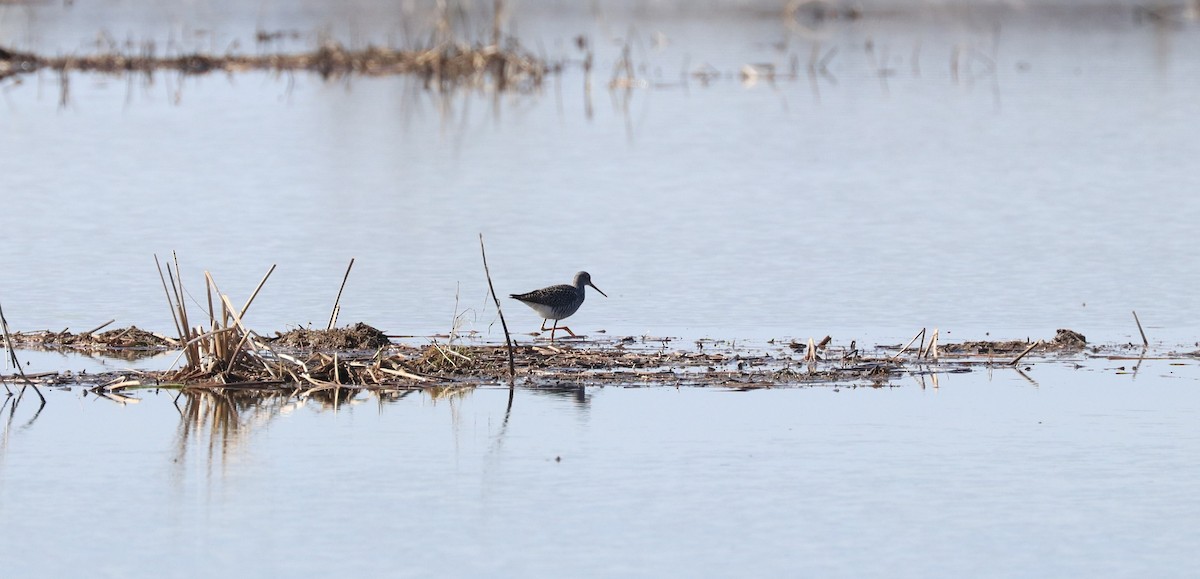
xmin=327 ymin=258 xmax=355 ymax=331
xmin=0 ymin=301 xmax=42 ymax=402
xmin=1132 ymin=311 xmax=1149 ymax=347
xmin=479 ymin=233 xmax=516 ymax=383
xmin=1009 ymin=340 xmax=1042 ymax=366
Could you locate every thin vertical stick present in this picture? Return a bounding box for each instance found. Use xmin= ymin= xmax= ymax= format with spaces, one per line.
xmin=479 ymin=234 xmax=515 ymax=383
xmin=0 ymin=302 xmax=41 ymax=402
xmin=154 ymin=254 xmax=183 ymax=340
xmin=328 ymin=258 xmax=355 ymax=331
xmin=169 ymin=253 xmax=195 ymax=368
xmin=924 ymin=328 xmax=939 ymax=360
xmin=1132 ymin=311 xmax=1149 ymax=347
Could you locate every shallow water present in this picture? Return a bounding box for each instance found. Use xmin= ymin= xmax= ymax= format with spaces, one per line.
xmin=3 ymin=358 xmax=1199 ymax=577
xmin=2 ymin=2 xmax=1200 ymax=576
xmin=1 ymin=1 xmax=1198 ymax=346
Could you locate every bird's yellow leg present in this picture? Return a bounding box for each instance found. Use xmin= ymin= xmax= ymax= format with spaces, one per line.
xmin=538 ymin=320 xmax=576 ymax=341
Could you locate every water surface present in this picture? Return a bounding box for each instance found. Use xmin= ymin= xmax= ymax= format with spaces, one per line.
xmin=2 ymin=3 xmax=1199 ymax=575
xmin=2 ymin=358 xmax=1198 ymax=577
xmin=1 ymin=1 xmax=1198 ymax=346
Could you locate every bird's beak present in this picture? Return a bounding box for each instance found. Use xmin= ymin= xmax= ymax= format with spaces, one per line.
xmin=590 ymin=283 xmax=608 ymax=298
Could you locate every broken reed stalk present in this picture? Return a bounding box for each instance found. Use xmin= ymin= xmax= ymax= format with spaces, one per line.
xmin=1132 ymin=311 xmax=1149 ymax=347
xmin=479 ymin=233 xmax=515 ymax=383
xmin=0 ymin=302 xmax=24 ymax=374
xmin=214 ymin=265 xmax=276 ymax=375
xmin=328 ymin=258 xmax=355 ymax=331
xmin=0 ymin=302 xmax=42 ymax=402
xmin=81 ymin=319 xmax=115 ymax=336
xmin=921 ymin=328 xmax=939 ymax=360
xmin=892 ymin=328 xmax=926 ymax=361
xmin=157 ymin=255 xmax=280 ymax=381
xmin=169 ymin=252 xmax=199 ymax=369
xmin=237 ymin=264 xmax=276 ymax=318
xmin=154 ymin=254 xmax=184 ymax=342
xmin=1009 ymin=339 xmax=1042 ymax=366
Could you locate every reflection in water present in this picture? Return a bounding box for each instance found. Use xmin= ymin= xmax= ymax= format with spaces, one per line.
xmin=172 ymin=386 xmax=512 ymax=477
xmin=172 ymin=387 xmax=428 ymax=478
xmin=528 ymin=383 xmax=591 ymax=408
xmin=173 ymin=389 xmax=297 ymax=480
xmin=168 ymin=382 xmax=592 ymax=477
xmin=0 ymin=386 xmax=46 ymax=468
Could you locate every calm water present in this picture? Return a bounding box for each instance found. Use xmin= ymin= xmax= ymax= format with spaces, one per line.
xmin=2 ymin=1 xmax=1200 ymax=576
xmin=3 ymin=358 xmax=1199 ymax=577
xmin=1 ymin=0 xmax=1198 ymax=346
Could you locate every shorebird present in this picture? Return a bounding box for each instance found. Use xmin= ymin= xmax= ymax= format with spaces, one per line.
xmin=510 ymin=271 xmax=607 ymax=342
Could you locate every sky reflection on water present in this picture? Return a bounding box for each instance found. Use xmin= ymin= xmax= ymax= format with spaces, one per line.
xmin=2 ymin=357 xmax=1199 ymax=577
xmin=2 ymin=3 xmax=1200 ymax=575
xmin=0 ymin=1 xmax=1198 ymax=346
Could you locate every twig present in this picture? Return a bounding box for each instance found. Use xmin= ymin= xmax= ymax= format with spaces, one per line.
xmin=154 ymin=254 xmax=183 ymax=340
xmin=92 ymin=379 xmax=142 ymax=393
xmin=0 ymin=302 xmax=41 ymax=402
xmin=1132 ymin=310 xmax=1149 ymax=347
xmin=237 ymin=264 xmax=277 ymax=322
xmin=378 ymin=366 xmax=430 ymax=383
xmin=428 ymin=340 xmax=460 ymax=369
xmin=1008 ymin=340 xmax=1042 ymax=366
xmin=328 ymin=258 xmax=355 ymax=331
xmin=891 ymin=328 xmax=926 ymax=361
xmin=479 ymin=233 xmax=516 ymax=383
xmin=81 ymin=319 xmax=115 ymax=336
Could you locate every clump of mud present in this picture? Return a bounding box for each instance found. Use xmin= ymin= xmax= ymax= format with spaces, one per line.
xmin=940 ymin=328 xmax=1086 ymax=354
xmin=272 ymin=323 xmax=391 ymax=350
xmin=1051 ymin=328 xmax=1087 ymax=347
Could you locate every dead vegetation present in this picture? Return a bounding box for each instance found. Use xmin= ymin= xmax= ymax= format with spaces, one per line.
xmin=2 ymin=325 xmax=1159 ymax=399
xmin=0 ymin=40 xmax=546 ymax=89
xmin=0 ymin=251 xmax=1175 ymax=400
xmin=0 ymin=0 xmax=547 ymax=95
xmin=8 ymin=325 xmax=175 ymax=358
xmin=939 ymin=328 xmax=1088 ymax=355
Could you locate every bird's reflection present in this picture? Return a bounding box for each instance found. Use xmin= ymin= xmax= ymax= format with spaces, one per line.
xmin=526 ymin=383 xmax=591 ymax=407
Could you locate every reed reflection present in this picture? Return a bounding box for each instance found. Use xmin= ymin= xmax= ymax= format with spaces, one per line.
xmin=0 ymin=386 xmax=46 ymax=469
xmin=172 ymin=389 xmax=293 ymax=479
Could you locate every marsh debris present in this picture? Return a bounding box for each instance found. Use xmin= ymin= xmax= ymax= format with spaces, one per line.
xmin=937 ymin=328 xmax=1087 ymax=355
xmin=1051 ymin=328 xmax=1087 ymax=347
xmin=6 ymin=325 xmax=174 ymax=359
xmin=0 ymin=38 xmax=547 ymax=91
xmin=272 ymin=323 xmax=391 ymax=350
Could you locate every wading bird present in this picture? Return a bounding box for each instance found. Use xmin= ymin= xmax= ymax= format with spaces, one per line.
xmin=510 ymin=271 xmax=607 ymax=342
